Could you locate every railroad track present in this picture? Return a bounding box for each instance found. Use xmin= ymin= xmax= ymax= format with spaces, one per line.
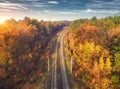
xmin=50 ymin=29 xmax=70 ymax=89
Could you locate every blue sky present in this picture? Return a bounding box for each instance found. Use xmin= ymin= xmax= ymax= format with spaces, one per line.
xmin=0 ymin=0 xmax=120 ymax=23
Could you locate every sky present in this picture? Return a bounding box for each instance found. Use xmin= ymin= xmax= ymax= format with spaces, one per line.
xmin=0 ymin=0 xmax=120 ymax=23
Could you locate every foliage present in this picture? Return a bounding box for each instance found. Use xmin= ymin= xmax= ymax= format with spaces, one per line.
xmin=111 ymin=75 xmax=120 ymax=84
xmin=0 ymin=17 xmax=66 ymax=88
xmin=71 ymin=19 xmax=88 ymax=31
xmin=65 ymin=16 xmax=120 ymax=89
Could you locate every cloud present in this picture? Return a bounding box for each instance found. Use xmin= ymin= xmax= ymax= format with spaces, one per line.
xmin=43 ymin=10 xmax=51 ymax=13
xmin=4 ymin=1 xmax=9 ymax=3
xmin=42 ymin=8 xmax=120 ymax=16
xmin=86 ymin=9 xmax=92 ymax=12
xmin=42 ymin=9 xmax=78 ymax=15
xmin=48 ymin=1 xmax=59 ymax=4
xmin=31 ymin=2 xmax=49 ymax=7
xmin=0 ymin=0 xmax=119 ymax=21
xmin=86 ymin=0 xmax=120 ymax=10
xmin=58 ymin=11 xmax=78 ymax=15
xmin=16 ymin=0 xmax=39 ymax=1
xmin=96 ymin=10 xmax=120 ymax=14
xmin=0 ymin=8 xmax=12 ymax=12
xmin=0 ymin=2 xmax=29 ymax=11
xmin=74 ymin=9 xmax=120 ymax=14
xmin=87 ymin=9 xmax=120 ymax=14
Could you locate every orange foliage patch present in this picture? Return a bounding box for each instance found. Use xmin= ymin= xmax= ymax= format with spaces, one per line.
xmin=109 ymin=25 xmax=120 ymax=38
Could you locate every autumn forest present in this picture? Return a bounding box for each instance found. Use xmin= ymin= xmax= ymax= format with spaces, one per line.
xmin=0 ymin=16 xmax=120 ymax=89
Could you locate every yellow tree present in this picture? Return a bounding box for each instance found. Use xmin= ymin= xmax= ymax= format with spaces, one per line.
xmin=105 ymin=57 xmax=112 ymax=74
xmin=99 ymin=55 xmax=104 ymax=70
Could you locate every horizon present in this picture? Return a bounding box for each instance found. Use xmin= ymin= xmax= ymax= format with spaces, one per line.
xmin=0 ymin=0 xmax=120 ymax=23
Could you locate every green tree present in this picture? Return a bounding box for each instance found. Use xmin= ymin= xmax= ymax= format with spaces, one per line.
xmin=92 ymin=16 xmax=97 ymax=21
xmin=113 ymin=53 xmax=120 ymax=72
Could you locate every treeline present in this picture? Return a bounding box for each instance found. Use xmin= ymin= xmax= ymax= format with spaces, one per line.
xmin=65 ymin=16 xmax=120 ymax=89
xmin=0 ymin=17 xmax=66 ymax=89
